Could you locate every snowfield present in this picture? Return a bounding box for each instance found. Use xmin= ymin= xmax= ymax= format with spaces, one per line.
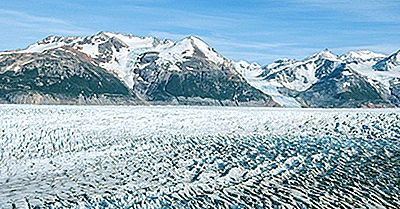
xmin=0 ymin=105 xmax=399 ymax=208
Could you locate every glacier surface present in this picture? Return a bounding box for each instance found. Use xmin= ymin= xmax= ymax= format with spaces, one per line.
xmin=0 ymin=105 xmax=399 ymax=208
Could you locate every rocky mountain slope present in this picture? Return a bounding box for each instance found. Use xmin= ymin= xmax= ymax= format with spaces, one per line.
xmin=0 ymin=32 xmax=277 ymax=106
xmin=239 ymin=49 xmax=400 ymax=107
xmin=1 ymin=31 xmax=399 ymax=107
xmin=0 ymin=47 xmax=136 ymax=104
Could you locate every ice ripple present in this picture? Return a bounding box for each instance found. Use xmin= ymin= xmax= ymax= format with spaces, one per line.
xmin=0 ymin=105 xmax=399 ymax=208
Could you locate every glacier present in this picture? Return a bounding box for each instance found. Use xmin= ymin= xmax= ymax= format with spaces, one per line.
xmin=0 ymin=105 xmax=399 ymax=208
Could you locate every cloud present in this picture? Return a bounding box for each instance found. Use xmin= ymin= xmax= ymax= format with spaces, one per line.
xmin=116 ymin=5 xmax=242 ymax=31
xmin=297 ymin=0 xmax=400 ymax=23
xmin=0 ymin=9 xmax=68 ymax=25
xmin=0 ymin=9 xmax=93 ymax=35
xmin=331 ymin=44 xmax=399 ymax=56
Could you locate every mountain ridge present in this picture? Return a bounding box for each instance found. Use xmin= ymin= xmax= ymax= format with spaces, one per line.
xmin=0 ymin=32 xmax=279 ymax=107
xmin=0 ymin=32 xmax=399 ymax=107
xmin=243 ymin=48 xmax=399 ymax=107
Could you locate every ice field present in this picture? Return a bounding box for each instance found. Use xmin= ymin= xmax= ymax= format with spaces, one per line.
xmin=0 ymin=105 xmax=399 ymax=208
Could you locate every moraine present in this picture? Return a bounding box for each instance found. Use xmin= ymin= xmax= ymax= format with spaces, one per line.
xmin=0 ymin=105 xmax=399 ymax=208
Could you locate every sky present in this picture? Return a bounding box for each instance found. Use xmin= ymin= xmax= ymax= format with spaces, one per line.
xmin=1 ymin=0 xmax=399 ymax=64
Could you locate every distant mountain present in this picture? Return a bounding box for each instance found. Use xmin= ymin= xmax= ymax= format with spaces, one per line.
xmin=263 ymin=49 xmax=341 ymax=92
xmin=297 ymin=64 xmax=389 ymax=108
xmin=0 ymin=47 xmax=135 ymax=104
xmin=373 ymin=50 xmax=400 ymax=71
xmin=240 ymin=49 xmax=400 ymax=107
xmin=0 ymin=32 xmax=399 ymax=107
xmin=0 ymin=32 xmax=278 ymax=106
xmin=340 ymin=50 xmax=386 ymax=63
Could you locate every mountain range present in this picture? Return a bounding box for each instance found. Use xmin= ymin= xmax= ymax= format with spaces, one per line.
xmin=0 ymin=31 xmax=399 ymax=107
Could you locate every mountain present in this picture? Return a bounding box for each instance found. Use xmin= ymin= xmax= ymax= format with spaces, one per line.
xmin=235 ymin=60 xmax=301 ymax=107
xmin=238 ymin=49 xmax=343 ymax=107
xmin=0 ymin=47 xmax=135 ymax=104
xmin=297 ymin=64 xmax=389 ymax=108
xmin=340 ymin=50 xmax=386 ymax=63
xmin=128 ymin=36 xmax=276 ymax=105
xmin=373 ymin=50 xmax=400 ymax=71
xmin=240 ymin=49 xmax=400 ymax=107
xmin=263 ymin=49 xmax=341 ymax=91
xmin=1 ymin=32 xmax=399 ymax=107
xmin=0 ymin=32 xmax=278 ymax=106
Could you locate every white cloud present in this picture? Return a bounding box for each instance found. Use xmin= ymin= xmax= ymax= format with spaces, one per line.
xmin=297 ymin=0 xmax=400 ymax=23
xmin=0 ymin=9 xmax=69 ymax=25
xmin=0 ymin=9 xmax=93 ymax=35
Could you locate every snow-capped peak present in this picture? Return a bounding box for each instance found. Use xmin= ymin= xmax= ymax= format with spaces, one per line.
xmin=265 ymin=58 xmax=296 ymax=70
xmin=0 ymin=32 xmax=232 ymax=88
xmin=372 ymin=49 xmax=400 ymax=71
xmin=340 ymin=50 xmax=386 ymax=62
xmin=183 ymin=36 xmax=225 ymax=64
xmin=388 ymin=49 xmax=400 ymax=62
xmin=37 ymin=35 xmax=79 ymax=45
xmin=92 ymin=31 xmax=161 ymax=49
xmin=17 ymin=35 xmax=79 ymax=54
xmin=258 ymin=49 xmax=342 ymax=92
xmin=158 ymin=36 xmax=225 ymax=65
xmin=18 ymin=32 xmax=162 ymax=56
xmin=307 ymin=49 xmax=339 ymax=61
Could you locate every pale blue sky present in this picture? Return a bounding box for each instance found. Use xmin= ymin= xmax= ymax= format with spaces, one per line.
xmin=1 ymin=0 xmax=399 ymax=63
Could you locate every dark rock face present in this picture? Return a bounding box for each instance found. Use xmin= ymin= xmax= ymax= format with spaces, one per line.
xmin=297 ymin=64 xmax=390 ymax=108
xmin=389 ymin=78 xmax=400 ymax=106
xmin=373 ymin=60 xmax=390 ymax=71
xmin=314 ymin=59 xmax=337 ymax=79
xmin=97 ymin=37 xmax=128 ymax=63
xmin=373 ymin=50 xmax=400 ymax=71
xmin=0 ymin=49 xmax=136 ymax=104
xmin=132 ymin=52 xmax=278 ymax=106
